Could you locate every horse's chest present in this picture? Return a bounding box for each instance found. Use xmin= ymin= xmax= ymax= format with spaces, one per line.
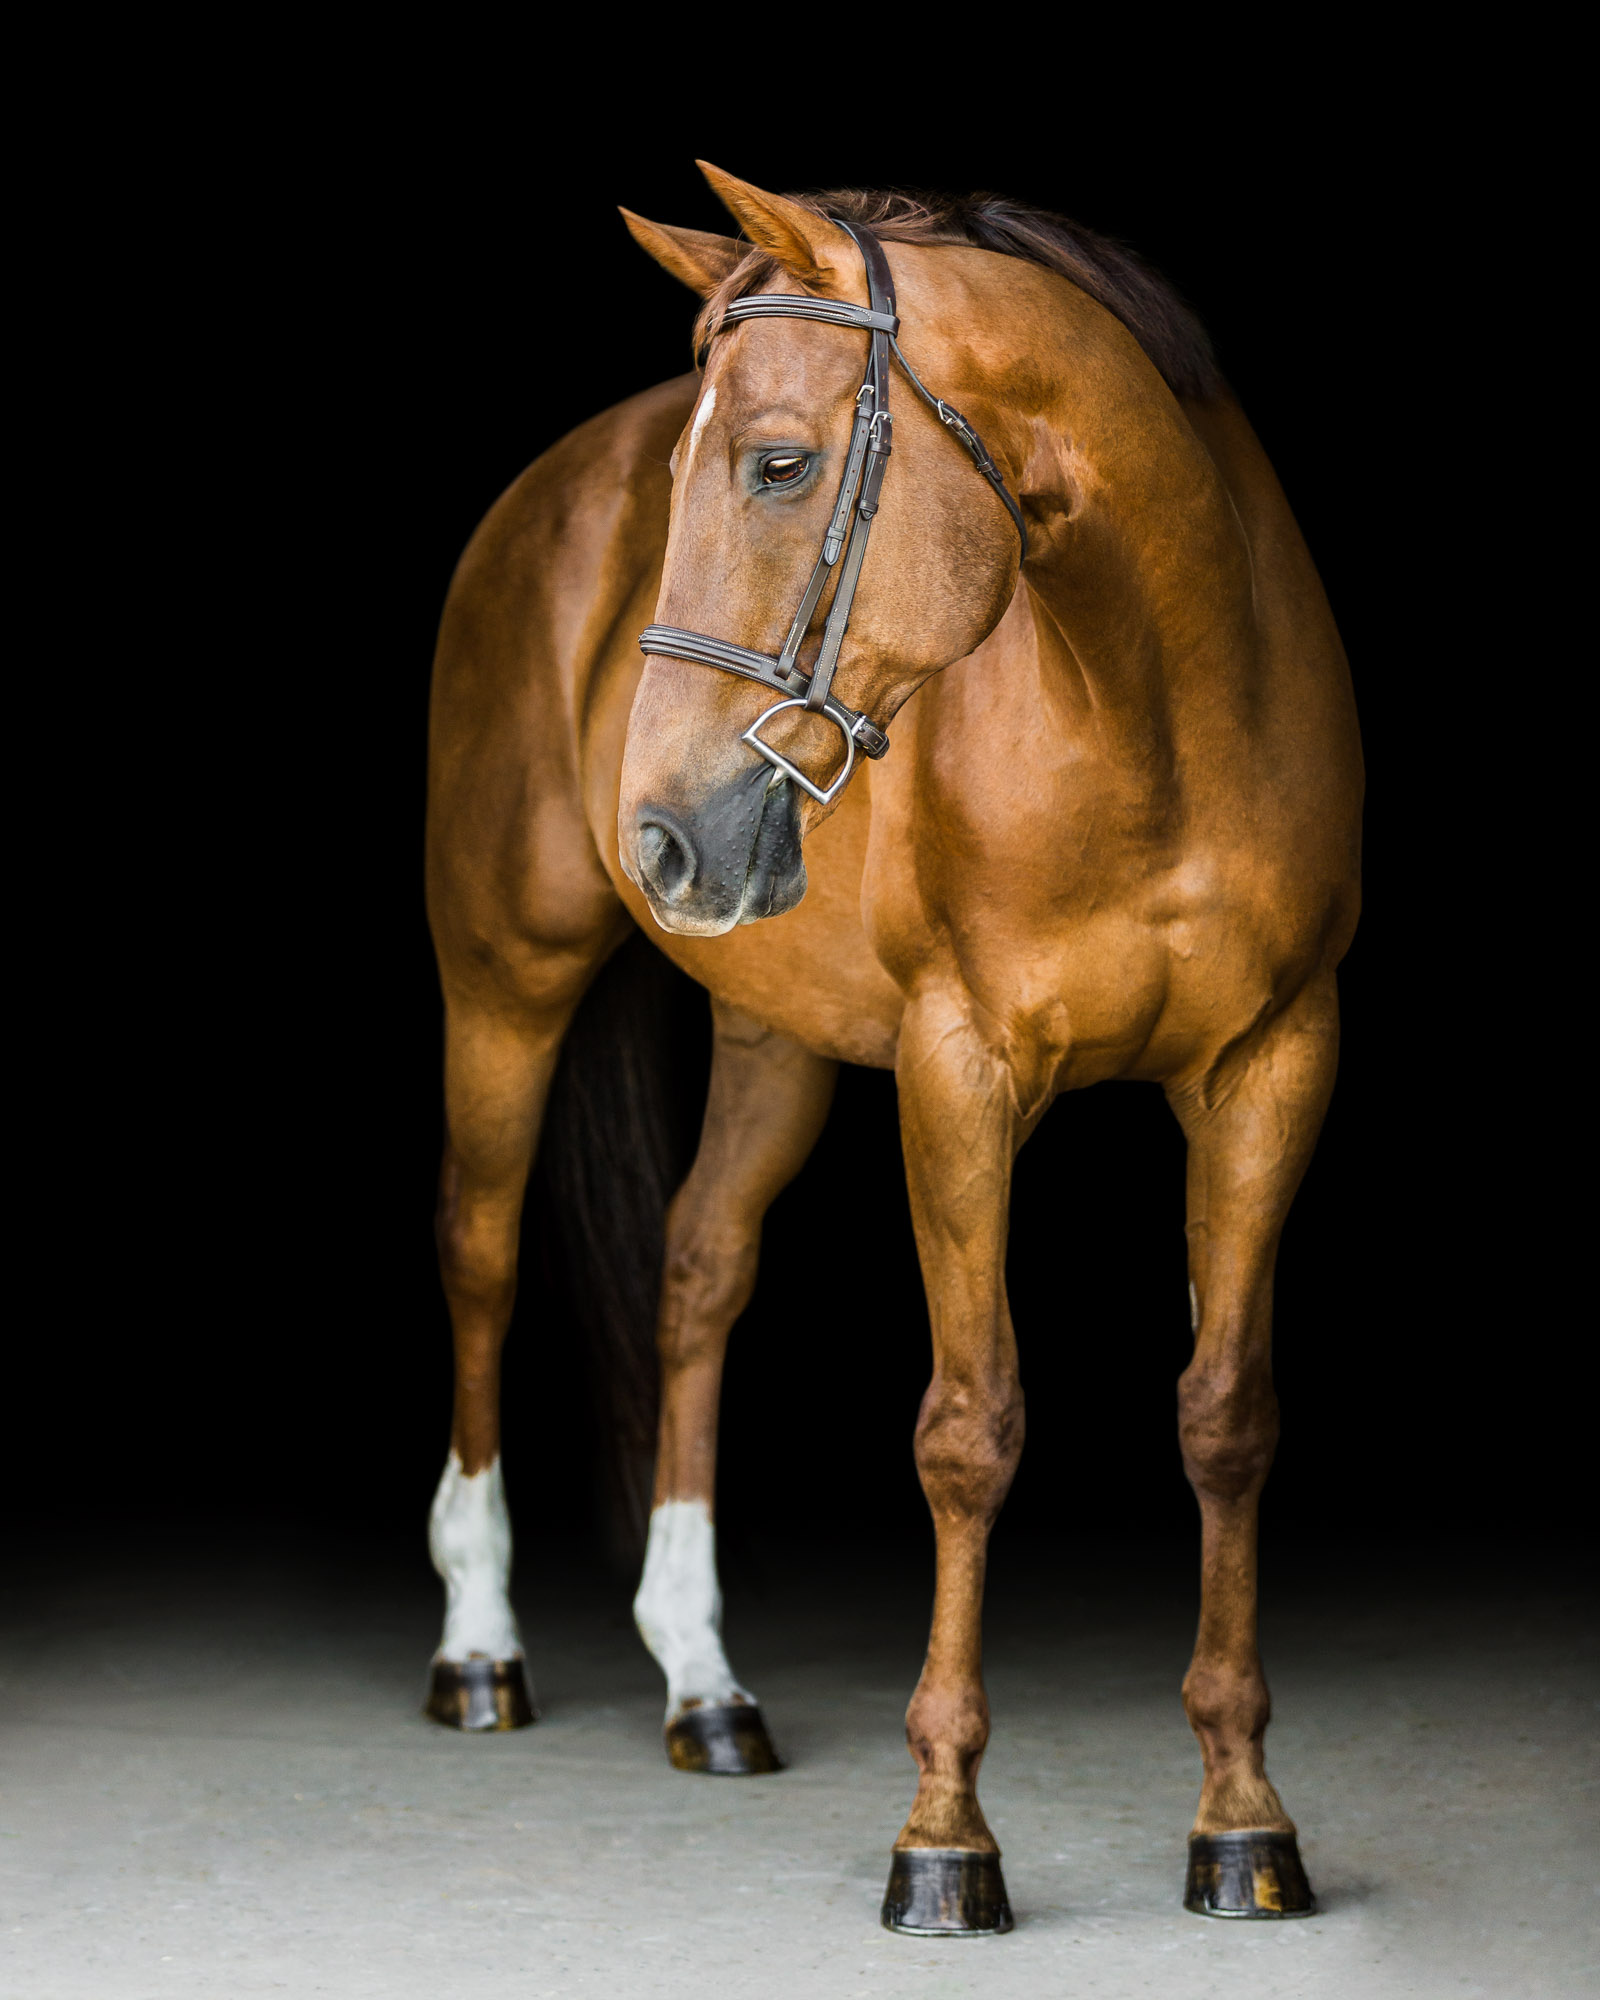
xmin=947 ymin=904 xmax=1175 ymax=1104
xmin=890 ymin=852 xmax=1284 ymax=1100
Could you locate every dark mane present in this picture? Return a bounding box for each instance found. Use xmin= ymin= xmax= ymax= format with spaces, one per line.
xmin=695 ymin=187 xmax=1219 ymax=402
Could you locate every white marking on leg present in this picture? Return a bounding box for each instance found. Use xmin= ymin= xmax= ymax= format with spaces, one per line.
xmin=1190 ymin=1280 xmax=1200 ymax=1332
xmin=428 ymin=1451 xmax=522 ymax=1663
xmin=633 ymin=1499 xmax=751 ymax=1720
xmin=684 ymin=384 xmax=717 ymax=469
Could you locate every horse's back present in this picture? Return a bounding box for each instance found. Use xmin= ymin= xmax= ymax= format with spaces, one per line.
xmin=1182 ymin=394 xmax=1363 ymax=883
xmin=426 ymin=376 xmax=695 ymax=994
xmin=1184 ymin=392 xmax=1368 ymax=968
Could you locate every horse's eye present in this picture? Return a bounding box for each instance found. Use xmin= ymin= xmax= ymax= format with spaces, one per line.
xmin=761 ymin=454 xmax=808 ymax=485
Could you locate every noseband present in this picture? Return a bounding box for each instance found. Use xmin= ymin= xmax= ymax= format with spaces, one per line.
xmin=639 ymin=223 xmax=1027 ymax=806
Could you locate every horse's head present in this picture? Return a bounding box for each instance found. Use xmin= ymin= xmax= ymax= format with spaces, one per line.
xmin=617 ymin=164 xmax=1025 ymax=937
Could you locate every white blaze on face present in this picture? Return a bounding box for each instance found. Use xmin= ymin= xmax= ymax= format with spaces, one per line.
xmin=428 ymin=1451 xmax=522 ymax=1663
xmin=633 ymin=1499 xmax=751 ymax=1719
xmin=684 ymin=383 xmax=717 ymax=470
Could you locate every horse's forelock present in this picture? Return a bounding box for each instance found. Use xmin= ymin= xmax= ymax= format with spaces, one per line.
xmin=691 ymin=187 xmax=1219 ymax=403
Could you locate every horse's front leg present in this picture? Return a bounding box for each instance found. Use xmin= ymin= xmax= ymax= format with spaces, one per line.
xmin=1166 ymin=975 xmax=1340 ymax=1917
xmin=633 ymin=999 xmax=836 ymax=1774
xmin=881 ymin=995 xmax=1025 ymax=1936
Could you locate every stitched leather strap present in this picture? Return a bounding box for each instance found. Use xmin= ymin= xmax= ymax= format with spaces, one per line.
xmin=889 ymin=337 xmax=1028 ymax=555
xmin=722 ymin=296 xmax=900 ymax=335
xmin=638 ymin=624 xmax=890 ymax=759
xmin=801 ymin=220 xmax=894 ymax=716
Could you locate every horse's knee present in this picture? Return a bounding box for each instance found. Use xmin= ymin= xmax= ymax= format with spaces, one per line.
xmin=1178 ymin=1359 xmax=1278 ymax=1503
xmin=912 ymin=1371 xmax=1025 ymax=1522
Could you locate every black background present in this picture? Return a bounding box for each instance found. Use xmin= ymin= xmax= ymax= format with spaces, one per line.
xmin=26 ymin=69 xmax=1570 ymax=1579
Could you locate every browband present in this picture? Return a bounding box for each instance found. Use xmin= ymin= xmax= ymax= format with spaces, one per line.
xmin=719 ymin=296 xmax=901 ymax=337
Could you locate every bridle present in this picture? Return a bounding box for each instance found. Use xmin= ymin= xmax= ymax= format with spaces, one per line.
xmin=638 ymin=223 xmax=1027 ymax=807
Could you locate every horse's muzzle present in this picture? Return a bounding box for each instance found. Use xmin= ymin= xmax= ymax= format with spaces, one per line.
xmin=632 ymin=765 xmax=805 ymax=936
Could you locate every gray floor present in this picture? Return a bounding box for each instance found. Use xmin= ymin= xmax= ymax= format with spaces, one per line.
xmin=1 ymin=1537 xmax=1593 ymax=1999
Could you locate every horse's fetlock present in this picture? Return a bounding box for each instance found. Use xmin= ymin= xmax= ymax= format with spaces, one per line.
xmin=906 ymin=1682 xmax=990 ymax=1770
xmin=1183 ymin=1661 xmax=1271 ymax=1744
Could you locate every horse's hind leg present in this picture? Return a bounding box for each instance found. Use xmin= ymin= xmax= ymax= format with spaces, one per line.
xmin=633 ymin=999 xmax=836 ymax=1774
xmin=1165 ymin=974 xmax=1340 ymax=1916
xmin=423 ymin=959 xmax=608 ymax=1731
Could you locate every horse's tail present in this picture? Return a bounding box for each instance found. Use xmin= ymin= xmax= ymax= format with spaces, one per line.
xmin=531 ymin=929 xmax=706 ymax=1567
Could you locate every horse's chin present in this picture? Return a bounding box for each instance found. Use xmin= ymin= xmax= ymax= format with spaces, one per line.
xmin=638 ymin=861 xmax=807 ymax=937
xmin=641 ymin=899 xmax=740 ymax=939
xmin=736 ymin=771 xmax=806 ymax=922
xmin=737 ymin=857 xmax=807 ymax=925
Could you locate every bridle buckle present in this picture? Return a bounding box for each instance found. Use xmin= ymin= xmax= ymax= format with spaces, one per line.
xmin=740 ymin=697 xmax=856 ymax=808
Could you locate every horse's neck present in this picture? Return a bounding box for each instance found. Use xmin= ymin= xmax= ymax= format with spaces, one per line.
xmin=1014 ymin=368 xmax=1255 ymax=744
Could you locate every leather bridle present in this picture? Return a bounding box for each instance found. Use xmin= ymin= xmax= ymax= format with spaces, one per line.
xmin=639 ymin=223 xmax=1027 ymax=806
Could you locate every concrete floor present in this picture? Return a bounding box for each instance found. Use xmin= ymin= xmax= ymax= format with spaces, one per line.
xmin=1 ymin=1536 xmax=1593 ymax=1999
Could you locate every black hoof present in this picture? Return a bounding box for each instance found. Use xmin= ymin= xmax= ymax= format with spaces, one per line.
xmin=1184 ymin=1829 xmax=1316 ymax=1918
xmin=881 ymin=1848 xmax=1014 ymax=1936
xmin=423 ymin=1658 xmax=537 ymax=1731
xmin=664 ymin=1702 xmax=783 ymax=1774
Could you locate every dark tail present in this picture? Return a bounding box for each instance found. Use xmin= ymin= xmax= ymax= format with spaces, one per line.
xmin=530 ymin=929 xmax=709 ymax=1567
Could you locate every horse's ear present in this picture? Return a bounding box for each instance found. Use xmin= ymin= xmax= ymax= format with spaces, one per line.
xmin=696 ymin=161 xmax=857 ymax=288
xmin=619 ymin=209 xmax=744 ymax=297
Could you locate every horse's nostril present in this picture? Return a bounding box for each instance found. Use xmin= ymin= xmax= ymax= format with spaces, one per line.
xmin=636 ymin=816 xmax=695 ymax=902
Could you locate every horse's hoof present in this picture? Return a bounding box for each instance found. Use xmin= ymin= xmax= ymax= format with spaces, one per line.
xmin=1184 ymin=1829 xmax=1316 ymax=1917
xmin=881 ymin=1847 xmax=1014 ymax=1936
xmin=664 ymin=1702 xmax=783 ymax=1774
xmin=423 ymin=1658 xmax=537 ymax=1731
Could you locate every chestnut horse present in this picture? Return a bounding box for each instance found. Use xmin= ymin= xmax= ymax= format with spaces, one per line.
xmin=421 ymin=163 xmax=1361 ymax=1933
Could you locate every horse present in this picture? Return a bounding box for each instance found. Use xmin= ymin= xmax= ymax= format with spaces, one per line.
xmin=419 ymin=162 xmax=1362 ymax=1934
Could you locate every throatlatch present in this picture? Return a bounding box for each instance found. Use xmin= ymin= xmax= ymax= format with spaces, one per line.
xmin=640 ymin=222 xmax=1026 ymax=806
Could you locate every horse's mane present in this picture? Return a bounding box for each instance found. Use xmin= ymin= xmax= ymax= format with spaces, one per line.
xmin=695 ymin=188 xmax=1220 ymax=403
